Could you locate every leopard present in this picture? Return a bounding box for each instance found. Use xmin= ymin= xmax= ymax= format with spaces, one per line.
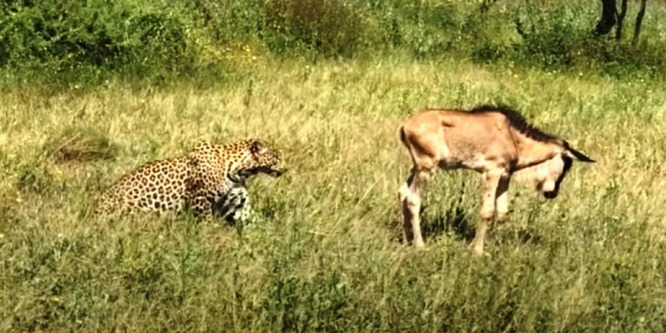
xmin=96 ymin=139 xmax=285 ymax=223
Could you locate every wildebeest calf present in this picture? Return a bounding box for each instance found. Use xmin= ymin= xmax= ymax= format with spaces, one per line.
xmin=398 ymin=105 xmax=594 ymax=255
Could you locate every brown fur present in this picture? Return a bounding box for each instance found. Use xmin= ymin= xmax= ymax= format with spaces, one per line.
xmin=398 ymin=105 xmax=594 ymax=255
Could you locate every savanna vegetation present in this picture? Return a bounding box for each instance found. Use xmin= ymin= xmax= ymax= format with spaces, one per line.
xmin=1 ymin=0 xmax=665 ymax=331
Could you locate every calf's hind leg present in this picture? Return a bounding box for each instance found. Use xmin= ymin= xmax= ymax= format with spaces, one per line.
xmin=469 ymin=169 xmax=507 ymax=256
xmin=495 ymin=173 xmax=511 ymax=223
xmin=399 ymin=169 xmax=431 ymax=248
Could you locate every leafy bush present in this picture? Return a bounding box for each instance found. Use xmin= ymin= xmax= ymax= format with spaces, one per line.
xmin=475 ymin=3 xmax=666 ymax=77
xmin=0 ymin=0 xmax=195 ymax=84
xmin=0 ymin=0 xmax=126 ymax=68
xmin=362 ymin=0 xmax=473 ymax=58
xmin=262 ymin=0 xmax=369 ymax=57
xmin=1 ymin=0 xmax=665 ymax=86
xmin=185 ymin=0 xmax=263 ymax=44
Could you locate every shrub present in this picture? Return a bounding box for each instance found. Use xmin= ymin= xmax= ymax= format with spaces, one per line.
xmin=262 ymin=0 xmax=368 ymax=57
xmin=363 ymin=0 xmax=472 ymax=58
xmin=1 ymin=0 xmax=665 ymax=85
xmin=184 ymin=0 xmax=263 ymax=44
xmin=0 ymin=0 xmax=195 ymax=85
xmin=504 ymin=4 xmax=665 ymax=76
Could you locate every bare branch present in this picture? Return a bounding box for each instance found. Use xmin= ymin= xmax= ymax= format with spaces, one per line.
xmin=615 ymin=0 xmax=627 ymax=40
xmin=633 ymin=0 xmax=647 ymax=45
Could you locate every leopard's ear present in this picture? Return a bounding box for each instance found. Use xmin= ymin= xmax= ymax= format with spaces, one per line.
xmin=249 ymin=140 xmax=268 ymax=154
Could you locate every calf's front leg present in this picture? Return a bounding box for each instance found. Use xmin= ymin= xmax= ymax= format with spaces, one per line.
xmin=470 ymin=169 xmax=505 ymax=256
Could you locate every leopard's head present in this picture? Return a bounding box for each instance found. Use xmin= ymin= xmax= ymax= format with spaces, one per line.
xmin=242 ymin=139 xmax=285 ymax=178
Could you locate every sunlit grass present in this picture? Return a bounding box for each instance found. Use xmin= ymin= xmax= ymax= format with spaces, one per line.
xmin=0 ymin=58 xmax=665 ymax=331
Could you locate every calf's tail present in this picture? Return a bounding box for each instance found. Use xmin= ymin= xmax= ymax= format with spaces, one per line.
xmin=398 ymin=125 xmax=408 ymax=148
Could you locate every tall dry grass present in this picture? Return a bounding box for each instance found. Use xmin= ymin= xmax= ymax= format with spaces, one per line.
xmin=0 ymin=58 xmax=664 ymax=331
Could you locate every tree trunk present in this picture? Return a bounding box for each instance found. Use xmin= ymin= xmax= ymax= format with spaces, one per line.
xmin=632 ymin=0 xmax=647 ymax=45
xmin=480 ymin=0 xmax=498 ymax=14
xmin=595 ymin=0 xmax=617 ymax=36
xmin=615 ymin=0 xmax=627 ymax=40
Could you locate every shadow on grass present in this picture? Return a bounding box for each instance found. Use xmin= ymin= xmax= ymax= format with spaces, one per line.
xmin=391 ymin=204 xmax=543 ymax=247
xmin=389 ymin=204 xmax=476 ymax=244
xmin=493 ymin=223 xmax=543 ymax=245
xmin=424 ymin=205 xmax=476 ymax=243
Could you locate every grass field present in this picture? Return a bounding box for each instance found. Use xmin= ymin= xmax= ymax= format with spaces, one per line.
xmin=1 ymin=58 xmax=665 ymax=331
